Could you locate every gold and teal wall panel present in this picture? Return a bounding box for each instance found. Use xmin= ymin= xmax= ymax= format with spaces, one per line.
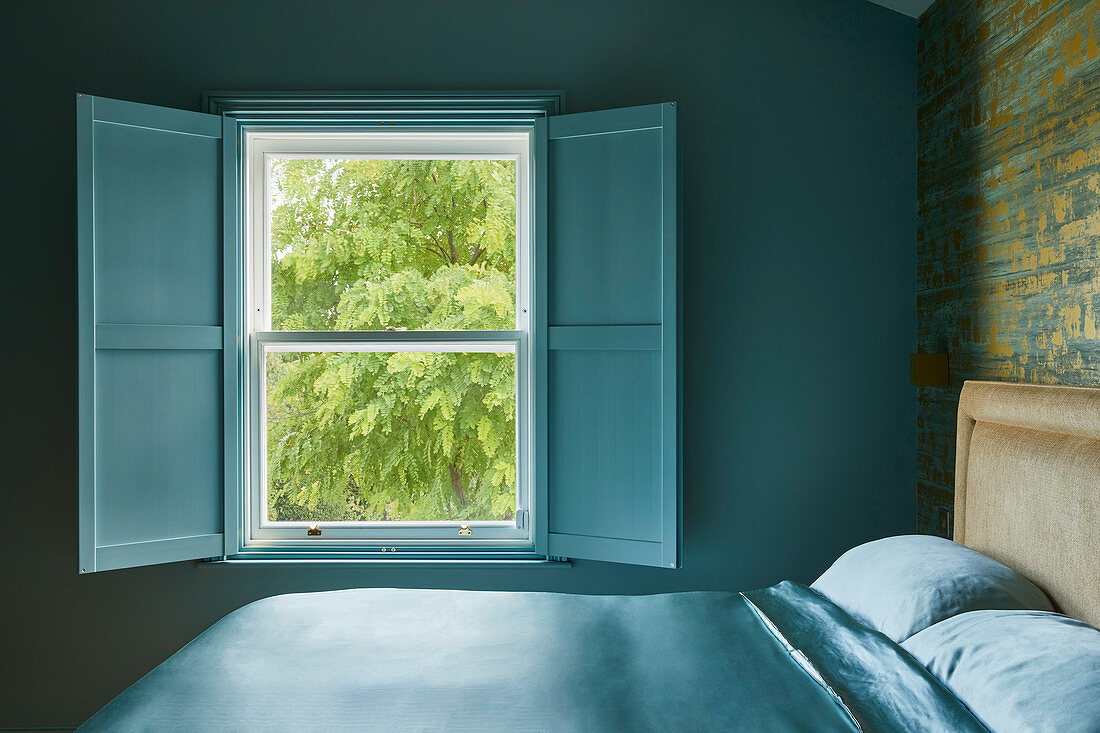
xmin=917 ymin=0 xmax=1100 ymax=534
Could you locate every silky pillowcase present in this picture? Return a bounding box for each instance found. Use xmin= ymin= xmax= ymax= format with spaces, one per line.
xmin=903 ymin=610 xmax=1100 ymax=733
xmin=810 ymin=535 xmax=1052 ymax=643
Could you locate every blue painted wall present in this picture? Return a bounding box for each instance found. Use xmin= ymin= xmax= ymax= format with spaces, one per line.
xmin=0 ymin=0 xmax=916 ymax=725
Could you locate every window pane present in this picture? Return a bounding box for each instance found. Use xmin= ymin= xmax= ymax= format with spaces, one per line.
xmin=268 ymin=159 xmax=517 ymax=331
xmin=265 ymin=349 xmax=517 ymax=522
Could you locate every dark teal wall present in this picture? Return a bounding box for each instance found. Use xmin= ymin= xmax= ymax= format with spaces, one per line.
xmin=0 ymin=0 xmax=916 ymax=725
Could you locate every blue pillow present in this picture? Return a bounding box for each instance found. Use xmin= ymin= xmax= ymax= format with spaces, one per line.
xmin=811 ymin=535 xmax=1052 ymax=642
xmin=903 ymin=610 xmax=1100 ymax=733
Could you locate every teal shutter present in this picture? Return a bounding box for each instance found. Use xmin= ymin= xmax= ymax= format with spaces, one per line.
xmin=77 ymin=95 xmax=230 ymax=573
xmin=536 ymin=103 xmax=680 ymax=568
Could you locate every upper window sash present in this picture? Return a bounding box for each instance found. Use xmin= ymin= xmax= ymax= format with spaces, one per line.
xmin=245 ymin=129 xmax=532 ymax=335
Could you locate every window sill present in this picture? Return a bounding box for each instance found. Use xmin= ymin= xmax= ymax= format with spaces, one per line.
xmin=199 ymin=556 xmax=571 ymax=569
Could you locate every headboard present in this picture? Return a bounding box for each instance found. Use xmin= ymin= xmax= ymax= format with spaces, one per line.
xmin=955 ymin=381 xmax=1100 ymax=628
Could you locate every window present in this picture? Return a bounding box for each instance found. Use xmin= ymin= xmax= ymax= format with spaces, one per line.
xmin=77 ymin=92 xmax=679 ymax=571
xmin=245 ymin=132 xmax=532 ymax=548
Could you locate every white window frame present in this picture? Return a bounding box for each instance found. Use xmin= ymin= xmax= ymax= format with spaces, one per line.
xmin=242 ymin=128 xmax=534 ymax=549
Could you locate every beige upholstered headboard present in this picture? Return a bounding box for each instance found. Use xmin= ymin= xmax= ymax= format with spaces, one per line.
xmin=955 ymin=381 xmax=1100 ymax=628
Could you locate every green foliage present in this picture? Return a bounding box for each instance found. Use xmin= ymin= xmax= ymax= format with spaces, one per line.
xmin=269 ymin=158 xmax=516 ymax=331
xmin=265 ymin=158 xmax=518 ymax=522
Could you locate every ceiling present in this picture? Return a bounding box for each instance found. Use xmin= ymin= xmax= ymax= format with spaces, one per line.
xmin=865 ymin=0 xmax=937 ymax=17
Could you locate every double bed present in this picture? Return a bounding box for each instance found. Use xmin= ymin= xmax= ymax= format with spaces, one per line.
xmin=80 ymin=381 xmax=1100 ymax=731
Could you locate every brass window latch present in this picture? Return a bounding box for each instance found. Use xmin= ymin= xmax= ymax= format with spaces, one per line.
xmin=458 ymin=524 xmax=473 ymax=536
xmin=307 ymin=525 xmax=322 ymax=536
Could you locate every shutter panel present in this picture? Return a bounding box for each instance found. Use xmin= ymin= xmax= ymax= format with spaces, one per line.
xmin=536 ymin=103 xmax=680 ymax=568
xmin=77 ymin=95 xmax=228 ymax=572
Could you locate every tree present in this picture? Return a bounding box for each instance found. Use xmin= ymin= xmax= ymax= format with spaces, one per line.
xmin=265 ymin=158 xmax=518 ymax=522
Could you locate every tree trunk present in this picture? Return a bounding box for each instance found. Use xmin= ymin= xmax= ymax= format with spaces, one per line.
xmin=448 ymin=463 xmax=467 ymax=507
xmin=447 ymin=231 xmax=458 ymax=264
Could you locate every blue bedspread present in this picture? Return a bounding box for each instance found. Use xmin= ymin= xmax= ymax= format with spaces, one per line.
xmin=80 ymin=582 xmax=985 ymax=731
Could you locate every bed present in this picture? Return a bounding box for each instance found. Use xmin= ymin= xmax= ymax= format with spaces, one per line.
xmin=80 ymin=381 xmax=1100 ymax=731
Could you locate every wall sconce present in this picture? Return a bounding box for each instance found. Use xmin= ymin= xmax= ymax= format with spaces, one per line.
xmin=910 ymin=353 xmax=949 ymax=386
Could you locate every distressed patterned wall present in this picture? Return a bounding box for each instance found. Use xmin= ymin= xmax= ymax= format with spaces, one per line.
xmin=917 ymin=0 xmax=1100 ymax=534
